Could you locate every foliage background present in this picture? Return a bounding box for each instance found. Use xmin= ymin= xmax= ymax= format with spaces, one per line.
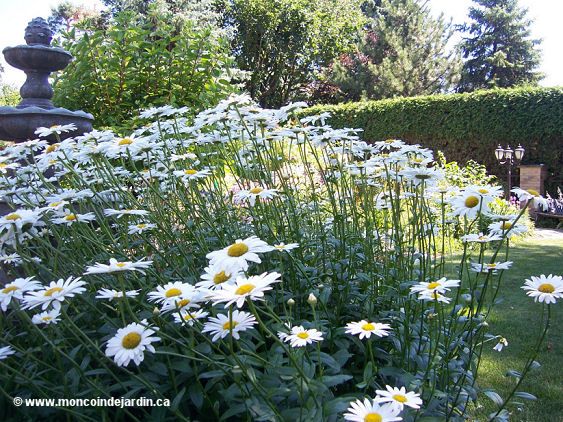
xmin=303 ymin=86 xmax=563 ymax=194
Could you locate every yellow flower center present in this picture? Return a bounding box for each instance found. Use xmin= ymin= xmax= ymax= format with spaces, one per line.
xmin=44 ymin=287 xmax=63 ymax=296
xmin=213 ymin=271 xmax=230 ymax=285
xmin=385 ymin=139 xmax=394 ymax=144
xmin=249 ymin=187 xmax=263 ymax=194
xmin=227 ymin=242 xmax=249 ymax=257
xmin=116 ymin=262 xmax=127 ymax=268
xmin=165 ymin=288 xmax=182 ymax=298
xmin=5 ymin=213 xmax=21 ymax=221
xmin=526 ymin=189 xmax=539 ymax=196
xmin=64 ymin=214 xmax=77 ymax=221
xmin=50 ymin=125 xmax=59 ymax=129
xmin=121 ymin=332 xmax=142 ymax=349
xmin=49 ymin=201 xmax=63 ymax=207
xmin=364 ymin=413 xmax=382 ymax=422
xmin=183 ymin=313 xmax=195 ymax=321
xmin=42 ymin=316 xmax=53 ymax=321
xmin=176 ymin=299 xmax=190 ymax=308
xmin=487 ymin=263 xmax=497 ymax=269
xmin=235 ymin=283 xmax=255 ymax=295
xmin=184 ymin=169 xmax=197 ymax=175
xmin=393 ymin=394 xmax=408 ymax=403
xmin=222 ymin=321 xmax=239 ymax=330
xmin=427 ymin=281 xmax=441 ymax=289
xmin=46 ymin=144 xmax=59 ymax=153
xmin=2 ymin=285 xmax=18 ymax=294
xmin=361 ymin=323 xmax=375 ymax=331
xmin=538 ymin=283 xmax=555 ymax=294
xmin=0 ymin=163 xmax=7 ymax=169
xmin=501 ymin=222 xmax=512 ymax=230
xmin=412 ymin=157 xmax=423 ymax=163
xmin=464 ymin=196 xmax=479 ymax=208
xmin=137 ymin=224 xmax=147 ymax=229
xmin=478 ymin=188 xmax=489 ymax=194
xmin=118 ymin=138 xmax=133 ymax=146
xmin=297 ymin=332 xmax=309 ymax=339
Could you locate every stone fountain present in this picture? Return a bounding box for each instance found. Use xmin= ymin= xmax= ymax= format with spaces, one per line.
xmin=0 ymin=17 xmax=93 ymax=143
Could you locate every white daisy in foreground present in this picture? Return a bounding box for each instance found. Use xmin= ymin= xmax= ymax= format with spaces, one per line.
xmin=35 ymin=123 xmax=77 ymax=137
xmin=201 ymin=310 xmax=257 ymax=342
xmin=210 ymin=272 xmax=281 ymax=308
xmin=32 ymin=308 xmax=61 ymax=325
xmin=450 ymin=190 xmax=492 ymax=219
xmin=95 ymin=288 xmax=140 ymax=301
xmin=84 ymin=258 xmax=153 ymax=275
xmin=488 ymin=219 xmax=527 ymax=238
xmin=104 ymin=209 xmax=150 ymax=218
xmin=105 ymin=319 xmax=160 ymax=367
xmin=273 ymin=242 xmax=299 ymax=252
xmin=172 ymin=309 xmax=209 ymax=326
xmin=127 ymin=223 xmax=156 ymax=235
xmin=345 ymin=320 xmax=392 ymax=340
xmin=148 ymin=282 xmax=203 ymax=310
xmin=51 ymin=210 xmax=96 ymax=226
xmin=0 ymin=346 xmax=16 ymax=360
xmin=470 ymin=261 xmax=512 ymax=273
xmin=493 ymin=337 xmax=508 ymax=352
xmin=410 ymin=278 xmax=460 ymax=296
xmin=233 ymin=186 xmax=279 ymax=206
xmin=196 ymin=263 xmax=242 ymax=290
xmin=0 ymin=276 xmax=42 ymax=311
xmin=206 ymin=236 xmax=274 ymax=271
xmin=344 ymin=398 xmax=402 ymax=422
xmin=461 ymin=232 xmax=503 ymax=243
xmin=173 ymin=168 xmax=211 ymax=182
xmin=0 ymin=209 xmax=44 ymax=231
xmin=279 ymin=325 xmax=323 ymax=348
xmin=22 ymin=277 xmax=87 ymax=310
xmin=375 ymin=385 xmax=423 ymax=411
xmin=521 ymin=274 xmax=563 ymax=304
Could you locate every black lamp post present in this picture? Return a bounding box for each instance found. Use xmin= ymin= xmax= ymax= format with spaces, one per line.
xmin=495 ymin=144 xmax=525 ymax=197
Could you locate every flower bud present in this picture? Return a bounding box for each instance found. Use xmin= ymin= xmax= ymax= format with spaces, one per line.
xmin=287 ymin=298 xmax=295 ymax=307
xmin=307 ymin=293 xmax=317 ymax=306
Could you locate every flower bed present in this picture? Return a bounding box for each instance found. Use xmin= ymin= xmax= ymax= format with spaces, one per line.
xmin=0 ymin=96 xmax=560 ymax=421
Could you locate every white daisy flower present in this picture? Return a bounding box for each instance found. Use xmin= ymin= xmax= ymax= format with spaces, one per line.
xmin=521 ymin=274 xmax=563 ymax=304
xmin=127 ymin=223 xmax=156 ymax=234
xmin=375 ymin=385 xmax=423 ymax=411
xmin=450 ymin=190 xmax=492 ymax=219
xmin=0 ymin=277 xmax=42 ymax=311
xmin=31 ymin=308 xmax=61 ymax=325
xmin=172 ymin=309 xmax=209 ymax=326
xmin=34 ymin=124 xmax=77 ymax=137
xmin=201 ymin=310 xmax=257 ymax=342
xmin=345 ymin=320 xmax=392 ymax=340
xmin=22 ymin=277 xmax=87 ymax=310
xmin=196 ymin=263 xmax=243 ymax=290
xmin=488 ymin=219 xmax=527 ymax=238
xmin=466 ymin=185 xmax=504 ymax=198
xmin=470 ymin=261 xmax=513 ymax=273
xmin=148 ymin=282 xmax=203 ymax=310
xmin=206 ymin=236 xmax=274 ymax=271
xmin=84 ymin=258 xmax=153 ymax=275
xmin=493 ymin=337 xmax=508 ymax=352
xmin=279 ymin=325 xmax=323 ymax=348
xmin=51 ymin=210 xmax=96 ymax=225
xmin=209 ymin=272 xmax=281 ymax=308
xmin=0 ymin=253 xmax=23 ymax=265
xmin=105 ymin=319 xmax=160 ymax=367
xmin=0 ymin=345 xmax=16 ymax=360
xmin=95 ymin=288 xmax=140 ymax=301
xmin=104 ymin=209 xmax=150 ymax=218
xmin=273 ymin=242 xmax=299 ymax=252
xmin=418 ymin=291 xmax=451 ymax=304
xmin=233 ymin=186 xmax=279 ymax=206
xmin=512 ymin=187 xmax=549 ymax=211
xmin=344 ymin=398 xmax=402 ymax=422
xmin=410 ymin=278 xmax=460 ymax=296
xmin=0 ymin=209 xmax=44 ymax=231
xmin=172 ymin=168 xmax=211 ymax=182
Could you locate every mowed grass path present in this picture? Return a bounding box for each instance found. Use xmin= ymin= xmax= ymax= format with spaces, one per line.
xmin=472 ymin=237 xmax=563 ymax=421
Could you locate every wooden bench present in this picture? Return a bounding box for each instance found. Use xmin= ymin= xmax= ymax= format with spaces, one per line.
xmin=534 ymin=212 xmax=563 ymax=229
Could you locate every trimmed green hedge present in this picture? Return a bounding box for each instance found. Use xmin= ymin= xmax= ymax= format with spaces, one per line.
xmin=304 ymin=87 xmax=563 ymax=194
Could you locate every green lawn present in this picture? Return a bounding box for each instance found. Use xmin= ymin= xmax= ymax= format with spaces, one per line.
xmin=471 ymin=238 xmax=563 ymax=421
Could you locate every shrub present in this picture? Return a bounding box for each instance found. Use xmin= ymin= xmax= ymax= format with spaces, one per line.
xmin=53 ymin=7 xmax=236 ymax=129
xmin=0 ymin=98 xmax=556 ymax=420
xmin=0 ymin=83 xmax=20 ymax=107
xmin=303 ymin=87 xmax=563 ymax=194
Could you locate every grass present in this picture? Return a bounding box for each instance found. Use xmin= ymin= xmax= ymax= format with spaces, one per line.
xmin=470 ymin=237 xmax=563 ymax=421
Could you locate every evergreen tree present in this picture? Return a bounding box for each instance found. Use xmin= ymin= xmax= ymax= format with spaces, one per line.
xmin=458 ymin=0 xmax=542 ymax=92
xmin=314 ymin=0 xmax=460 ymax=103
